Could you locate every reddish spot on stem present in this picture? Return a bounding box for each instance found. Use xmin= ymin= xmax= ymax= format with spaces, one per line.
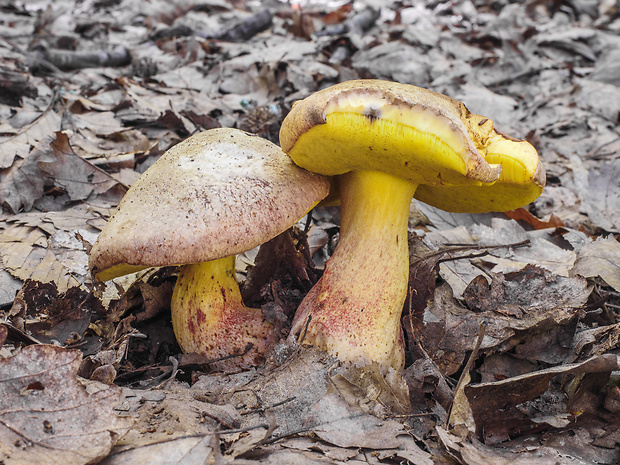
xmin=196 ymin=307 xmax=206 ymax=325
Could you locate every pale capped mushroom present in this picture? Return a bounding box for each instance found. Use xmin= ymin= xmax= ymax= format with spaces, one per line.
xmin=90 ymin=128 xmax=330 ymax=370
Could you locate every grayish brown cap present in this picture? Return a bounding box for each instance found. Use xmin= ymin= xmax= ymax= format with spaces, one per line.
xmin=90 ymin=128 xmax=330 ymax=281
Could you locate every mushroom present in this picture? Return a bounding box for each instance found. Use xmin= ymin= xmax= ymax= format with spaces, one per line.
xmin=89 ymin=128 xmax=330 ymax=370
xmin=279 ymin=79 xmax=545 ymax=370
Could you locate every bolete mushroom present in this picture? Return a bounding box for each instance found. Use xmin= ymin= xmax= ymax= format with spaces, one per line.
xmin=279 ymin=79 xmax=545 ymax=370
xmin=89 ymin=128 xmax=330 ymax=370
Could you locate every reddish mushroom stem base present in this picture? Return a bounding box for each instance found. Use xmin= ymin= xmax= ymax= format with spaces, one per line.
xmin=171 ymin=256 xmax=277 ymax=370
xmin=289 ymin=170 xmax=417 ymax=370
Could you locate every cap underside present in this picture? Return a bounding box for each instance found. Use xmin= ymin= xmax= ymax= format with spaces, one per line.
xmin=280 ymin=79 xmax=545 ymax=213
xmin=288 ymin=109 xmax=500 ymax=187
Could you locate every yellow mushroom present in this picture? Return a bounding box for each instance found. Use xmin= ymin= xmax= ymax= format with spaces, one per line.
xmin=90 ymin=128 xmax=330 ymax=370
xmin=280 ymin=79 xmax=545 ymax=370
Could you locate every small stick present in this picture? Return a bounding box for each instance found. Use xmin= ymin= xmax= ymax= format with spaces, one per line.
xmin=446 ymin=321 xmax=487 ymax=425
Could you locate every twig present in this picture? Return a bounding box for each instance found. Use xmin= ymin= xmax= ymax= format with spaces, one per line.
xmin=297 ymin=315 xmax=312 ymax=345
xmin=152 ymin=356 xmax=180 ymax=390
xmin=104 ymin=423 xmax=273 ymax=455
xmin=303 ymin=209 xmax=313 ymax=233
xmin=2 ymin=38 xmax=67 ymax=76
xmin=446 ymin=322 xmax=487 ymax=425
xmin=261 ymin=412 xmax=368 ymax=445
xmin=315 ymin=7 xmax=379 ymax=36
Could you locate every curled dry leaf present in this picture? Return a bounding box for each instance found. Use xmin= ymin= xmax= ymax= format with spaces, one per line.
xmin=414 ymin=267 xmax=591 ymax=375
xmin=0 ymin=345 xmax=133 ymax=465
xmin=571 ymin=235 xmax=620 ymax=292
xmin=580 ymin=159 xmax=620 ymax=233
xmin=437 ymin=427 xmax=594 ymax=465
xmin=464 ymin=354 xmax=620 ymax=444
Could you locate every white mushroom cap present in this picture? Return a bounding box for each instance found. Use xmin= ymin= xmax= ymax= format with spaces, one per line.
xmin=90 ymin=128 xmax=330 ymax=280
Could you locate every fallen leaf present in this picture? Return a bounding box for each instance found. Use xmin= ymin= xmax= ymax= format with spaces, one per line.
xmin=100 ymin=436 xmax=215 ymax=465
xmin=581 ymin=159 xmax=620 ymax=233
xmin=572 ymin=322 xmax=620 ymax=359
xmin=0 ymin=206 xmax=106 ymax=292
xmin=465 ymin=354 xmax=620 ymax=443
xmin=416 ymin=268 xmax=591 ymax=375
xmin=0 ymin=345 xmax=133 ymax=465
xmin=571 ymin=235 xmax=620 ymax=292
xmin=11 ymin=280 xmax=105 ymax=346
xmin=303 ymin=393 xmax=405 ymax=452
xmin=0 ymin=133 xmax=56 ymax=213
xmin=40 ymin=131 xmax=126 ymax=205
xmin=437 ymin=427 xmax=594 ymax=465
xmin=0 ymin=110 xmax=61 ymax=170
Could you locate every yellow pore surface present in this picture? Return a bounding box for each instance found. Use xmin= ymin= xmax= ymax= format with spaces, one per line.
xmin=289 ymin=109 xmax=491 ymax=188
xmin=287 ymin=99 xmax=544 ymax=214
xmin=414 ymin=136 xmax=544 ymax=213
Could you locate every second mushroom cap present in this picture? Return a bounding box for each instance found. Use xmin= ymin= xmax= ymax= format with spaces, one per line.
xmin=90 ymin=128 xmax=330 ymax=280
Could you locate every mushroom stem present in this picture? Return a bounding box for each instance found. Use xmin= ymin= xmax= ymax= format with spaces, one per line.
xmin=171 ymin=256 xmax=277 ymax=370
xmin=290 ymin=170 xmax=417 ymax=370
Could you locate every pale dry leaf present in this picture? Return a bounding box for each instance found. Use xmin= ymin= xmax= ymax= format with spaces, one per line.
xmin=199 ymin=346 xmax=334 ymax=438
xmin=570 ymin=235 xmax=620 ymax=292
xmin=99 ymin=435 xmax=217 ymax=465
xmin=280 ymin=437 xmax=358 ymax=461
xmin=0 ymin=207 xmax=105 ymax=292
xmin=0 ymin=270 xmax=22 ymax=307
xmin=303 ymin=392 xmax=424 ymax=458
xmin=581 ymin=159 xmax=620 ymax=233
xmin=351 ymin=41 xmax=430 ymax=84
xmin=456 ymin=83 xmax=519 ymax=132
xmin=65 ymin=111 xmax=124 ymax=136
xmin=100 ymin=436 xmax=215 ymax=465
xmin=109 ymin=384 xmax=238 ymax=463
xmin=0 ymin=222 xmax=81 ymax=291
xmin=437 ymin=427 xmax=593 ymax=465
xmin=574 ymin=78 xmax=620 ymax=123
xmin=70 ymin=128 xmax=151 ymax=163
xmin=448 ymin=370 xmax=475 ymax=433
xmin=225 ymin=427 xmax=270 ymax=459
xmin=0 ymin=345 xmax=134 ymax=465
xmin=0 ymin=111 xmax=61 ymax=170
xmin=0 ymin=133 xmax=57 ymax=213
xmin=231 ymin=448 xmax=339 ymax=464
xmin=40 ymin=131 xmax=125 ymax=204
xmin=62 ymin=93 xmax=121 ymax=112
xmin=328 ymin=363 xmax=411 ymax=417
xmin=423 ymin=218 xmax=577 ymax=298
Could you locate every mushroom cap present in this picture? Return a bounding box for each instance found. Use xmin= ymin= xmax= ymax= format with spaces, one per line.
xmin=280 ymin=79 xmax=545 ymax=212
xmin=414 ymin=118 xmax=545 ymax=213
xmin=90 ymin=128 xmax=330 ymax=281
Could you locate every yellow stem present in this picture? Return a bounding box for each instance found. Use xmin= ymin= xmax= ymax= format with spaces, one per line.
xmin=171 ymin=256 xmax=276 ymax=370
xmin=291 ymin=170 xmax=417 ymax=369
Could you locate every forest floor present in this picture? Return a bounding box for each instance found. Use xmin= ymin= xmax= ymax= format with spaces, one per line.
xmin=1 ymin=0 xmax=620 ymax=464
